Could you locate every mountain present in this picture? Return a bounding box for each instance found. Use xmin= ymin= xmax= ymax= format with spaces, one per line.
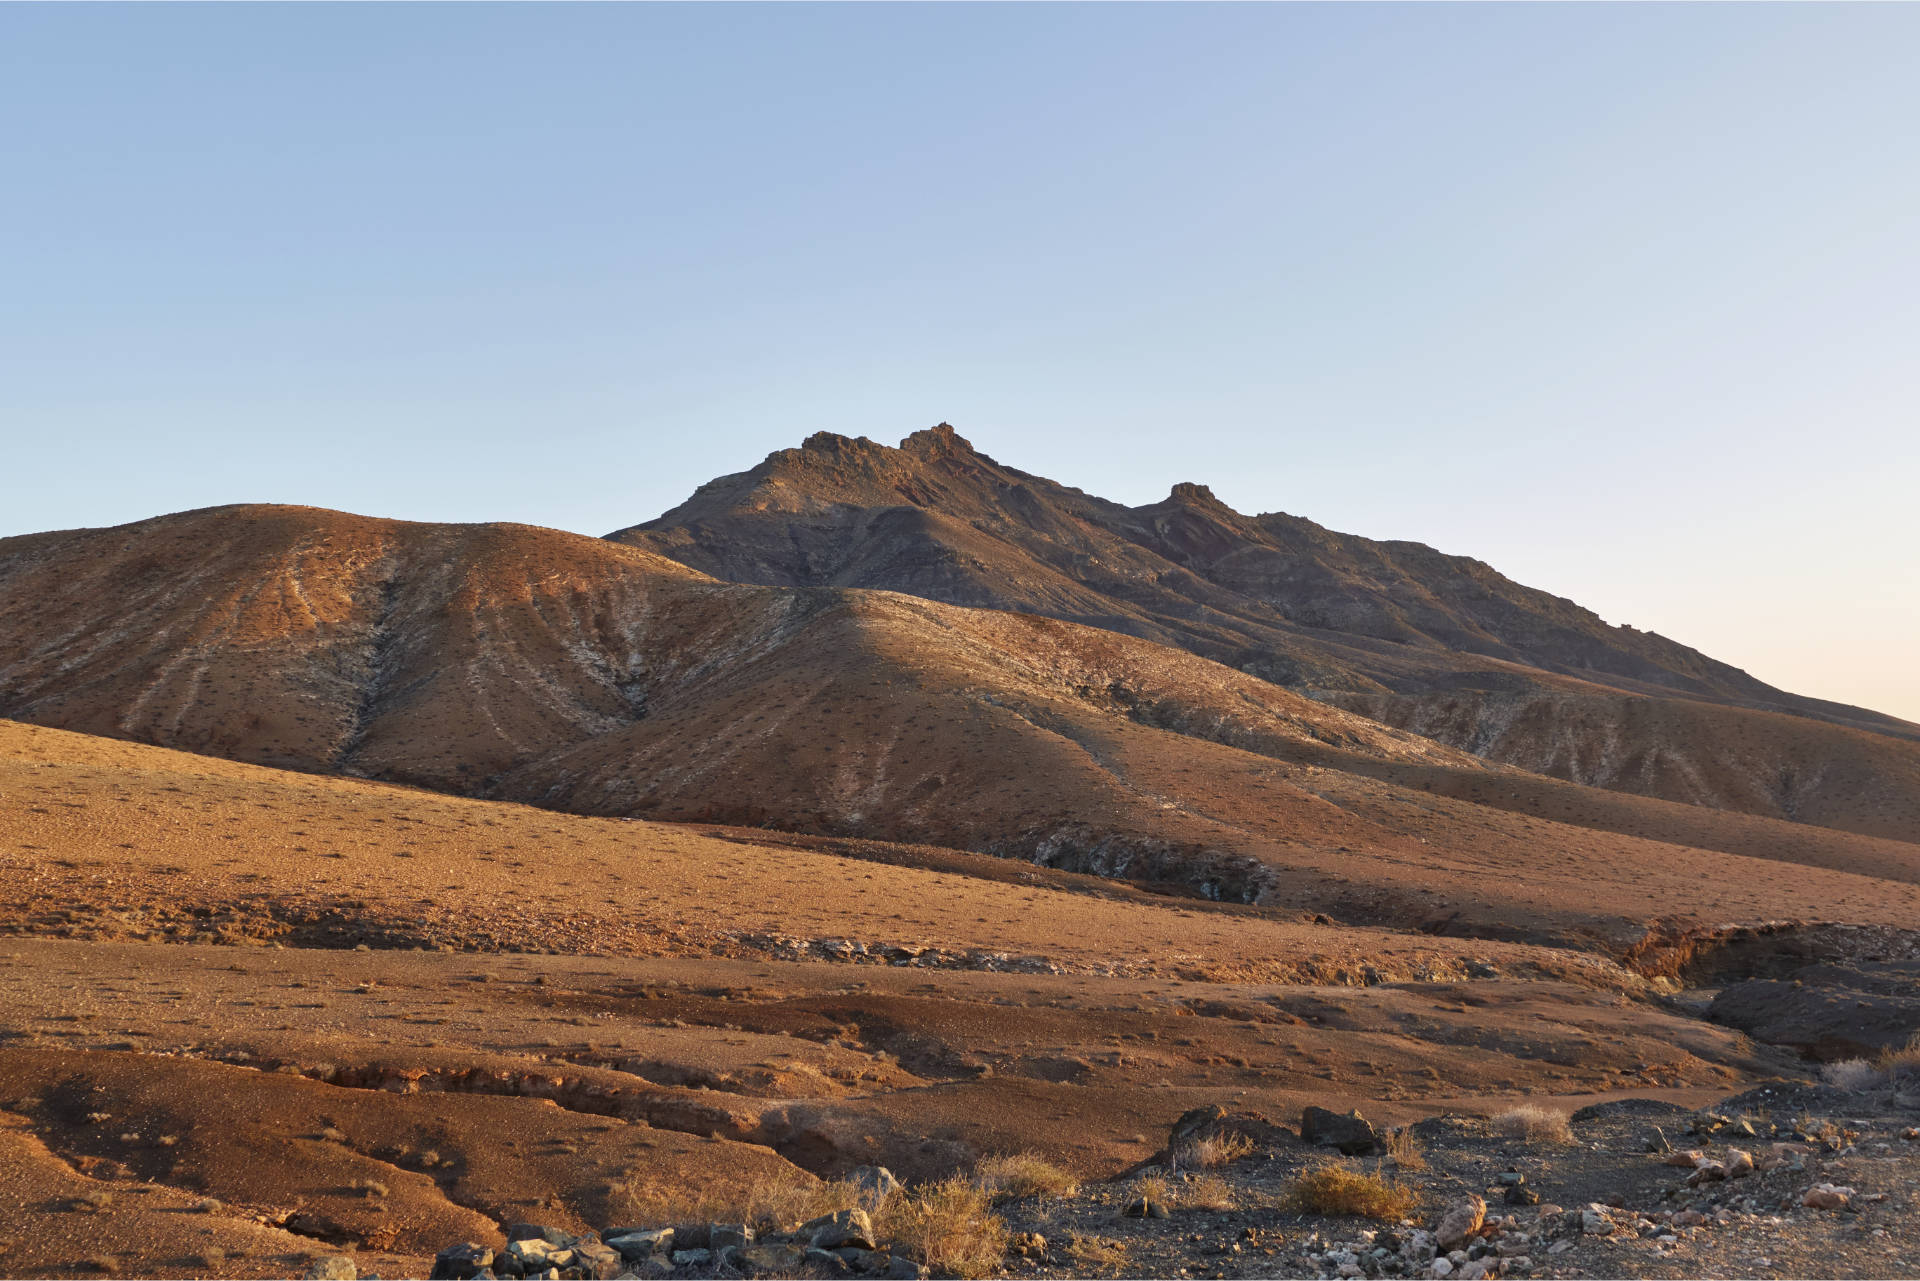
xmin=5 ymin=503 xmax=1920 ymax=951
xmin=611 ymin=425 xmax=1920 ymax=841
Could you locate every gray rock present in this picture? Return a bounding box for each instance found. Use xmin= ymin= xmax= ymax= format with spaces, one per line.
xmin=505 ymin=1224 xmax=574 ymax=1247
xmin=734 ymin=1243 xmax=810 ymax=1276
xmin=605 ymin=1230 xmax=675 ymax=1262
xmin=1301 ymin=1106 xmax=1381 ymax=1155
xmin=431 ymin=1244 xmax=495 ymax=1281
xmin=669 ymin=1250 xmax=713 ymax=1269
xmin=710 ymin=1223 xmax=756 ymax=1251
xmin=878 ymin=1258 xmax=928 ymax=1281
xmin=669 ymin=1223 xmax=712 ymax=1250
xmin=805 ymin=1208 xmax=876 ymax=1252
xmin=571 ymin=1241 xmax=623 ymax=1280
xmin=805 ymin=1246 xmax=852 ymax=1275
xmin=1433 ymin=1196 xmax=1486 ymax=1249
xmin=849 ymin=1165 xmax=902 ymax=1204
xmin=305 ymin=1259 xmax=358 ymax=1281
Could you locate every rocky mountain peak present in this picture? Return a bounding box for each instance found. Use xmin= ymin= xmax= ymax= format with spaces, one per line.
xmin=1166 ymin=481 xmax=1226 ymax=508
xmin=900 ymin=422 xmax=978 ymax=457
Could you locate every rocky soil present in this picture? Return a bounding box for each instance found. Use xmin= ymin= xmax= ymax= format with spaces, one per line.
xmin=394 ymin=1087 xmax=1920 ymax=1281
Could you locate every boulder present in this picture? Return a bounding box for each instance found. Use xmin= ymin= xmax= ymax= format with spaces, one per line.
xmin=849 ymin=1166 xmax=902 ymax=1205
xmin=1169 ymin=1104 xmax=1228 ymax=1149
xmin=1302 ymin=1106 xmax=1381 ymax=1155
xmin=1433 ymin=1196 xmax=1485 ymax=1249
xmin=733 ymin=1244 xmax=810 ymax=1276
xmin=604 ymin=1229 xmax=675 ymax=1262
xmin=804 ymin=1208 xmax=876 ymax=1252
xmin=431 ymin=1244 xmax=495 ymax=1281
xmin=304 ymin=1259 xmax=357 ymax=1281
xmin=571 ymin=1241 xmax=622 ymax=1280
xmin=1802 ymin=1183 xmax=1854 ymax=1211
xmin=805 ymin=1247 xmax=853 ymax=1275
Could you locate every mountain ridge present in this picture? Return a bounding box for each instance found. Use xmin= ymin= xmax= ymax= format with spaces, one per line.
xmin=610 ymin=425 xmax=1919 ymax=835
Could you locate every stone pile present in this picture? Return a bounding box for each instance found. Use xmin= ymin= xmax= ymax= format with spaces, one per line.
xmin=428 ymin=1193 xmax=929 ymax=1281
xmin=1301 ymin=1197 xmax=1753 ymax=1280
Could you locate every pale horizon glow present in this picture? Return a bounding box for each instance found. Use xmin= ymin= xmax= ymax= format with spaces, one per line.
xmin=2 ymin=5 xmax=1915 ymax=723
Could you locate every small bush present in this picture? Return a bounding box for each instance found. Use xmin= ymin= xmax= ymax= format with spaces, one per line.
xmin=1173 ymin=1131 xmax=1255 ymax=1170
xmin=1821 ymin=1059 xmax=1882 ymax=1092
xmin=1492 ymin=1105 xmax=1573 ymax=1145
xmin=1065 ymin=1232 xmax=1130 ymax=1275
xmin=973 ymin=1152 xmax=1078 ymax=1201
xmin=1130 ymin=1172 xmax=1172 ymax=1206
xmin=1184 ymin=1173 xmax=1233 ymax=1211
xmin=1384 ymin=1127 xmax=1427 ymax=1171
xmin=876 ymin=1176 xmax=1008 ymax=1280
xmin=742 ymin=1177 xmax=869 ymax=1232
xmin=1288 ymin=1164 xmax=1419 ymax=1221
xmin=1874 ymin=1033 xmax=1920 ymax=1080
xmin=606 ymin=1173 xmax=868 ymax=1232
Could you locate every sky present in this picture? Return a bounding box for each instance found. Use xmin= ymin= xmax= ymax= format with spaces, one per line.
xmin=2 ymin=5 xmax=1916 ymax=723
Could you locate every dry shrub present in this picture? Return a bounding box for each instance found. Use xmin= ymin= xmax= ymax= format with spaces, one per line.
xmin=973 ymin=1152 xmax=1079 ymax=1201
xmin=609 ymin=1173 xmax=867 ymax=1232
xmin=876 ymin=1176 xmax=1008 ymax=1279
xmin=1384 ymin=1127 xmax=1427 ymax=1172
xmin=1874 ymin=1033 xmax=1920 ymax=1080
xmin=742 ymin=1177 xmax=870 ymax=1232
xmin=1184 ymin=1173 xmax=1233 ymax=1211
xmin=1288 ymin=1163 xmax=1419 ymax=1221
xmin=1065 ymin=1232 xmax=1130 ymax=1276
xmin=1131 ymin=1172 xmax=1172 ymax=1206
xmin=1173 ymin=1130 xmax=1256 ymax=1170
xmin=1821 ymin=1059 xmax=1882 ymax=1092
xmin=1492 ymin=1104 xmax=1573 ymax=1145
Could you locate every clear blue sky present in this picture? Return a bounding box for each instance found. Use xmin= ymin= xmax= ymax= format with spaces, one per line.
xmin=4 ymin=4 xmax=1916 ymax=722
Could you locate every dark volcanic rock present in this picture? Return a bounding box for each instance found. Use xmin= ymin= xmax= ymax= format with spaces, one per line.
xmin=1709 ymin=960 xmax=1920 ymax=1059
xmin=1301 ymin=1106 xmax=1381 ymax=1155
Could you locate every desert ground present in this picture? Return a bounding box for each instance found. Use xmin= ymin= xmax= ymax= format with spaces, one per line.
xmin=2 ymin=717 xmax=1917 ymax=1279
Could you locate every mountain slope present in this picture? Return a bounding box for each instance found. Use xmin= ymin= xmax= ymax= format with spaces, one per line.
xmin=611 ymin=425 xmax=1919 ymax=840
xmin=5 ymin=504 xmax=1920 ymax=950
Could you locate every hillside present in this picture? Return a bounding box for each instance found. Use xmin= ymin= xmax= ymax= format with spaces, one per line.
xmin=611 ymin=426 xmax=1920 ymax=841
xmin=4 ymin=505 xmax=1920 ymax=951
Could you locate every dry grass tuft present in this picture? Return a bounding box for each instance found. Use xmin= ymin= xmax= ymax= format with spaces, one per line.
xmin=876 ymin=1176 xmax=1008 ymax=1280
xmin=1384 ymin=1126 xmax=1427 ymax=1171
xmin=1131 ymin=1172 xmax=1172 ymax=1206
xmin=1065 ymin=1233 xmax=1130 ymax=1276
xmin=973 ymin=1152 xmax=1079 ymax=1201
xmin=1184 ymin=1173 xmax=1234 ymax=1211
xmin=1287 ymin=1163 xmax=1419 ymax=1221
xmin=1173 ymin=1130 xmax=1256 ymax=1170
xmin=1874 ymin=1033 xmax=1920 ymax=1080
xmin=608 ymin=1173 xmax=868 ymax=1232
xmin=1492 ymin=1104 xmax=1574 ymax=1145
